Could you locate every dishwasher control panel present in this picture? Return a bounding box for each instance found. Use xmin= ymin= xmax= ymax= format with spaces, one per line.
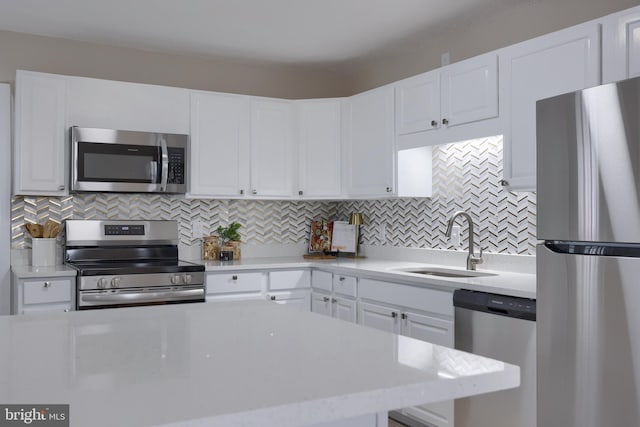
xmin=453 ymin=289 xmax=536 ymax=321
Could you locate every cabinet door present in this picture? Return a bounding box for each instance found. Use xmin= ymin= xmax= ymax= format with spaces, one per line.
xmin=395 ymin=70 xmax=440 ymax=135
xmin=189 ymin=91 xmax=250 ymax=197
xmin=346 ymin=86 xmax=395 ymax=197
xmin=441 ymin=53 xmax=498 ymax=128
xmin=357 ymin=301 xmax=399 ymax=333
xmin=297 ymin=99 xmax=343 ymax=198
xmin=269 ymin=270 xmax=310 ymax=291
xmin=602 ymin=6 xmax=640 ymax=83
xmin=250 ymin=99 xmax=295 ymax=197
xmin=311 ymin=270 xmax=333 ymax=292
xmin=332 ymin=296 xmax=357 ymax=323
xmin=400 ymin=310 xmax=455 ymax=427
xmin=501 ymin=22 xmax=600 ymax=191
xmin=14 ymin=71 xmax=67 ymax=196
xmin=311 ymin=292 xmax=332 ymax=317
xmin=268 ymin=290 xmax=310 ymax=312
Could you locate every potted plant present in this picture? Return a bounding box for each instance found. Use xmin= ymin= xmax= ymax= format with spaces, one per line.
xmin=216 ymin=222 xmax=242 ymax=260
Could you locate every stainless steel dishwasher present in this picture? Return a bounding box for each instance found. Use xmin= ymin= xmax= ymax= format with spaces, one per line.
xmin=453 ymin=289 xmax=536 ymax=427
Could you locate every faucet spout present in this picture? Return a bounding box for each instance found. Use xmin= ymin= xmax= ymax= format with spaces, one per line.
xmin=445 ymin=211 xmax=483 ymax=271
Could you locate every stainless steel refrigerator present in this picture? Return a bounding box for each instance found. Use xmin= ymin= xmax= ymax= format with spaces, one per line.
xmin=537 ymin=76 xmax=640 ymax=426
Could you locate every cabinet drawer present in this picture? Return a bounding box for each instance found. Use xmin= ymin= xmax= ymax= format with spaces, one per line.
xmin=332 ymin=274 xmax=357 ymax=297
xmin=269 ymin=270 xmax=310 ymax=290
xmin=206 ymin=272 xmax=265 ymax=294
xmin=359 ymin=278 xmax=453 ymax=317
xmin=21 ymin=303 xmax=72 ymax=315
xmin=311 ymin=270 xmax=332 ymax=292
xmin=23 ymin=279 xmax=72 ymax=305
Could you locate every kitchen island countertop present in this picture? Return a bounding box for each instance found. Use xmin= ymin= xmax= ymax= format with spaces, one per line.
xmin=0 ymin=300 xmax=519 ymax=427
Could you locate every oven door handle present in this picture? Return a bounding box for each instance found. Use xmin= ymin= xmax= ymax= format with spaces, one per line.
xmin=81 ymin=288 xmax=204 ymax=305
xmin=159 ymin=135 xmax=169 ymax=192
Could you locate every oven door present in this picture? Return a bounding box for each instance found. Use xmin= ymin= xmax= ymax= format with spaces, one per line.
xmin=78 ymin=286 xmax=205 ymax=310
xmin=71 ymin=126 xmax=186 ymax=193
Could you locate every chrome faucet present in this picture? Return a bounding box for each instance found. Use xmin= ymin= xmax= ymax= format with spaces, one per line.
xmin=445 ymin=211 xmax=483 ymax=270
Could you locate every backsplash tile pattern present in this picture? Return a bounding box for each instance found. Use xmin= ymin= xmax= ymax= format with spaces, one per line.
xmin=11 ymin=195 xmax=336 ymax=248
xmin=336 ymin=136 xmax=537 ymax=255
xmin=10 ymin=136 xmax=536 ymax=255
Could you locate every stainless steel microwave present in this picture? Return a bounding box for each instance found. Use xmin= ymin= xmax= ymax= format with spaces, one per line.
xmin=71 ymin=126 xmax=188 ymax=194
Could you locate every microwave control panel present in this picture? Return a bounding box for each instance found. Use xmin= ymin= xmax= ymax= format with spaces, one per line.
xmin=167 ymin=147 xmax=185 ymax=185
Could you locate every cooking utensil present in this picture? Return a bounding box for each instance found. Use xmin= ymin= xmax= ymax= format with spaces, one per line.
xmin=24 ymin=223 xmax=43 ymax=238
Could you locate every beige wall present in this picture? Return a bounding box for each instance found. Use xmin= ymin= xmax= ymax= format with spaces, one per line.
xmin=346 ymin=0 xmax=640 ymax=93
xmin=0 ymin=30 xmax=350 ymax=99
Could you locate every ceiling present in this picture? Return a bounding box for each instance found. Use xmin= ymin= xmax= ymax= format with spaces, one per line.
xmin=0 ymin=0 xmax=524 ymax=69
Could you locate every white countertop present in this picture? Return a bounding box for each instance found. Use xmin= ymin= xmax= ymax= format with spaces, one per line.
xmin=11 ymin=264 xmax=77 ymax=279
xmin=0 ymin=301 xmax=519 ymax=427
xmin=201 ymin=257 xmax=536 ymax=299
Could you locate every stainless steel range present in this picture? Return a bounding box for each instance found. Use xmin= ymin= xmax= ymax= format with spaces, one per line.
xmin=65 ymin=220 xmax=205 ymax=310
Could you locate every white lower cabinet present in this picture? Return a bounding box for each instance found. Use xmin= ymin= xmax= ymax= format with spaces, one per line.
xmin=12 ymin=276 xmax=75 ymax=314
xmin=267 ymin=269 xmax=311 ymax=311
xmin=205 ymin=272 xmax=266 ymax=302
xmin=311 ymin=271 xmax=357 ymax=323
xmin=358 ymin=278 xmax=454 ymax=427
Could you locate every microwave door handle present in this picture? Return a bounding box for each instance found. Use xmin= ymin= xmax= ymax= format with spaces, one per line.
xmin=159 ymin=136 xmax=169 ymax=192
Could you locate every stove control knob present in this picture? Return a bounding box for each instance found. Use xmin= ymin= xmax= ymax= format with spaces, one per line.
xmin=171 ymin=275 xmax=182 ymax=285
xmin=111 ymin=277 xmax=121 ymax=288
xmin=97 ymin=278 xmax=108 ymax=289
xmin=183 ymin=274 xmax=192 ymax=284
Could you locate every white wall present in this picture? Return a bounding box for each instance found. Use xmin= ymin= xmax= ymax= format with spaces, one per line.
xmin=0 ymin=84 xmax=11 ymax=315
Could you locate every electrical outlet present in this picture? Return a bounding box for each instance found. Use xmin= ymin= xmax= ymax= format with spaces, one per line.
xmin=192 ymin=220 xmax=206 ymax=238
xmin=450 ymin=225 xmax=461 ymax=247
xmin=379 ymin=224 xmax=386 ymax=243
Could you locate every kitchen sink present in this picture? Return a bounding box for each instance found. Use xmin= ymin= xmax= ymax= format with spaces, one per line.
xmin=394 ymin=267 xmax=497 ymax=278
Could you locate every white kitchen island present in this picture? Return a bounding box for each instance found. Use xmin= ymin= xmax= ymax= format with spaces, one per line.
xmin=0 ymin=301 xmax=519 ymax=427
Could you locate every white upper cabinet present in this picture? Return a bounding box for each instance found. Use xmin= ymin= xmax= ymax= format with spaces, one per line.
xmin=395 ymin=53 xmax=499 ymax=149
xmin=14 ymin=71 xmax=68 ymax=196
xmin=345 ymin=85 xmax=395 ymax=197
xmin=395 ymin=69 xmax=440 ymax=136
xmin=296 ymin=99 xmax=343 ymax=198
xmin=189 ymin=91 xmax=250 ymax=198
xmin=602 ymin=5 xmax=640 ymax=83
xmin=500 ymin=22 xmax=601 ymax=191
xmin=250 ymin=98 xmax=296 ymax=198
xmin=66 ymin=76 xmax=190 ymax=134
xmin=440 ymin=53 xmax=498 ymax=128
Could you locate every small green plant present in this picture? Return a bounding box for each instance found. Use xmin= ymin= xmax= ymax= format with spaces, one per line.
xmin=216 ymin=222 xmax=242 ymax=246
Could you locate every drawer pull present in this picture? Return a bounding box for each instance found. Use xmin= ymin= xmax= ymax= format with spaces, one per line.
xmin=64 ymin=309 xmax=70 ymax=312
xmin=331 ymin=298 xmax=337 ymax=304
xmin=401 ymin=313 xmax=407 ymax=320
xmin=323 ymin=296 xmax=330 ymax=302
xmin=339 ymin=276 xmax=345 ymax=282
xmin=270 ymin=295 xmax=276 ymax=301
xmin=43 ymin=281 xmax=51 ymax=288
xmin=391 ymin=311 xmax=398 ymax=319
xmin=232 ymin=275 xmax=238 ymax=281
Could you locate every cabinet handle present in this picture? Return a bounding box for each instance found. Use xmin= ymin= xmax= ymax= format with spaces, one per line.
xmin=43 ymin=281 xmax=51 ymax=288
xmin=64 ymin=309 xmax=70 ymax=312
xmin=323 ymin=296 xmax=330 ymax=302
xmin=240 ymin=189 xmax=245 ymax=195
xmin=270 ymin=295 xmax=276 ymax=301
xmin=385 ymin=187 xmax=392 ymax=193
xmin=57 ymin=185 xmax=65 ymax=191
xmin=430 ymin=120 xmax=438 ymax=127
xmin=499 ymin=179 xmax=509 ymax=187
xmin=232 ymin=275 xmax=238 ymax=281
xmin=339 ymin=276 xmax=345 ymax=282
xmin=401 ymin=313 xmax=407 ymax=320
xmin=331 ymin=298 xmax=337 ymax=304
xmin=391 ymin=311 xmax=398 ymax=318
xmin=252 ymin=189 xmax=257 ymax=195
xmin=442 ymin=118 xmax=449 ymax=125
xmin=298 ymin=190 xmax=303 ymax=196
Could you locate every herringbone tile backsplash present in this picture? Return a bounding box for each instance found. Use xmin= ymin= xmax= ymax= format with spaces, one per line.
xmin=11 ymin=136 xmax=536 ymax=255
xmin=336 ymin=136 xmax=536 ymax=254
